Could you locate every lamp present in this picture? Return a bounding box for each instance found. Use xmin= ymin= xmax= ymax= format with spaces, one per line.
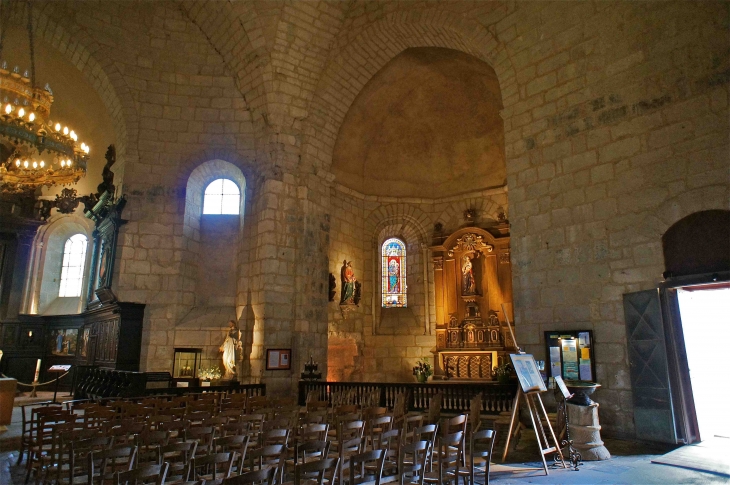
xmin=0 ymin=0 xmax=88 ymax=193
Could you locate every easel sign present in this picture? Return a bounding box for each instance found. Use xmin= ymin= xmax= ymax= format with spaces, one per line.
xmin=510 ymin=354 xmax=547 ymax=393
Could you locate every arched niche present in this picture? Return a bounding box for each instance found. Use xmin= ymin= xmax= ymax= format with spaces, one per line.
xmin=662 ymin=210 xmax=730 ymax=278
xmin=178 ymin=159 xmax=248 ymax=370
xmin=332 ymin=47 xmax=505 ymax=199
xmin=24 ymin=213 xmax=95 ymax=315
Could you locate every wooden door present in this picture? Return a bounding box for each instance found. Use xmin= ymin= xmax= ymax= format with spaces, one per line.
xmin=623 ymin=289 xmax=677 ymax=443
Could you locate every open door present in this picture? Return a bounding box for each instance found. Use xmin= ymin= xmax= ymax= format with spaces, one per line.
xmin=623 ymin=289 xmax=677 ymax=444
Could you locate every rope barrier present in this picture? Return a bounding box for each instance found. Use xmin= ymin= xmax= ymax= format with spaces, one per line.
xmin=0 ymin=371 xmax=70 ymax=387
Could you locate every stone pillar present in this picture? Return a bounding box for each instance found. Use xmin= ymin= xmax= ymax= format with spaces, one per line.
xmin=566 ymin=402 xmax=611 ymax=460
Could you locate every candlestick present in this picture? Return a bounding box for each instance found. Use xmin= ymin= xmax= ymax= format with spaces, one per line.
xmin=34 ymin=359 xmax=41 ymax=383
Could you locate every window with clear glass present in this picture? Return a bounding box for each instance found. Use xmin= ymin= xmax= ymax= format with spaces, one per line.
xmin=59 ymin=234 xmax=87 ymax=297
xmin=203 ymin=178 xmax=240 ymax=215
xmin=382 ymin=238 xmax=407 ymax=308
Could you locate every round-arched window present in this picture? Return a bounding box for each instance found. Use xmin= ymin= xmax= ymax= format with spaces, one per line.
xmin=203 ymin=178 xmax=241 ymax=215
xmin=59 ymin=234 xmax=88 ymax=297
xmin=382 ymin=237 xmax=407 ymax=308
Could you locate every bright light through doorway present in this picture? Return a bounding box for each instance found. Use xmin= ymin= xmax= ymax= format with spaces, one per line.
xmin=677 ymin=287 xmax=730 ymax=440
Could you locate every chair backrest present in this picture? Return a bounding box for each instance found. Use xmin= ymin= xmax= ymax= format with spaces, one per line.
xmin=113 ymin=462 xmax=169 ymax=485
xmin=443 ymin=414 xmax=467 ymax=435
xmin=261 ymin=428 xmax=290 ymax=447
xmin=89 ymin=444 xmax=138 ymax=482
xmin=223 ymin=466 xmax=276 ymax=485
xmin=192 ymin=452 xmax=236 ymax=481
xmin=294 ymin=457 xmax=340 ymax=485
xmin=349 ymin=449 xmax=386 ymax=485
xmin=426 ymin=394 xmax=442 ymax=425
xmin=337 ymin=419 xmax=365 ymax=444
xmin=247 ymin=444 xmax=286 ymax=485
xmin=299 ymin=423 xmax=329 ymax=442
xmin=294 ymin=440 xmax=330 ymax=466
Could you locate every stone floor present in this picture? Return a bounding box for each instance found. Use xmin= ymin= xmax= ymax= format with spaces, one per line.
xmin=1 ymin=392 xmax=728 ymax=484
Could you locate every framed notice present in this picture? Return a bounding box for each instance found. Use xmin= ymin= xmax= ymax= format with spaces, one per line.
xmin=544 ymin=330 xmax=595 ymax=382
xmin=266 ymin=349 xmax=292 ymax=370
xmin=510 ymin=354 xmax=547 ymax=393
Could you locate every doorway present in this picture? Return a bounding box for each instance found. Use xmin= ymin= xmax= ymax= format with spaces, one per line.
xmin=676 ymin=285 xmax=730 ymax=441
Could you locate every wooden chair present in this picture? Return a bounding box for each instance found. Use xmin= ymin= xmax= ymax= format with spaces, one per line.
xmin=292 ymin=440 xmax=330 ymax=466
xmin=423 ymin=432 xmax=463 ymax=485
xmin=397 ymin=440 xmax=429 ymax=485
xmin=17 ymin=401 xmax=56 ymax=465
xmin=158 ymin=440 xmax=197 ymax=482
xmin=294 ymin=457 xmax=340 ymax=485
xmin=215 ymin=434 xmax=250 ymax=474
xmin=349 ymin=449 xmax=386 ymax=485
xmin=461 ymin=429 xmax=495 ymax=485
xmin=367 ymin=416 xmax=394 ymax=451
xmin=412 ymin=425 xmax=438 ymax=472
xmin=260 ymin=428 xmax=291 ymax=448
xmin=113 ymin=462 xmax=169 ymax=485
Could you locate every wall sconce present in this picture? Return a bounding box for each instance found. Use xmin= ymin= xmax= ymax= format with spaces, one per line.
xmin=27 ymin=330 xmax=34 ymax=342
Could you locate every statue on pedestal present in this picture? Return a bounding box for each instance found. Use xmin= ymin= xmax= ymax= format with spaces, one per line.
xmin=340 ymin=260 xmax=356 ymax=305
xmin=219 ymin=320 xmax=242 ymax=380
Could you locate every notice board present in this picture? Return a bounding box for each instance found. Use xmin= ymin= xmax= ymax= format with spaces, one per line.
xmin=544 ymin=330 xmax=596 ymax=382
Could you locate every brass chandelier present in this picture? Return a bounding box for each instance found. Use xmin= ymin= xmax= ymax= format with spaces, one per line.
xmin=0 ymin=0 xmax=89 ymax=193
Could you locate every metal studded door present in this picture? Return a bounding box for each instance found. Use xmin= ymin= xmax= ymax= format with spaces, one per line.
xmin=623 ymin=289 xmax=677 ymax=443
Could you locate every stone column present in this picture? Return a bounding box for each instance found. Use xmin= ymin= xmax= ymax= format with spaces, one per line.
xmin=566 ymin=402 xmax=611 ymax=460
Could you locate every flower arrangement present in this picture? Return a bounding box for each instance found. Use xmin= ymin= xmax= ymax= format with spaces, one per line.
xmin=492 ymin=362 xmax=513 ymax=384
xmin=199 ymin=366 xmax=222 ymax=381
xmin=412 ymin=360 xmax=433 ymax=383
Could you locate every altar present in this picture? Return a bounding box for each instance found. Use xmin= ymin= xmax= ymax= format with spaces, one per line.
xmin=431 ymin=225 xmax=515 ymax=380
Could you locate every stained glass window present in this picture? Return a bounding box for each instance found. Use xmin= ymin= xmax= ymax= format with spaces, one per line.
xmin=382 ymin=238 xmax=407 ymax=308
xmin=203 ymin=178 xmax=240 ymax=215
xmin=59 ymin=234 xmax=87 ymax=297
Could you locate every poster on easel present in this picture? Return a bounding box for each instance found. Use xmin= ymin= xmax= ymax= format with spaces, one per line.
xmin=544 ymin=330 xmax=595 ymax=382
xmin=510 ymin=354 xmax=547 ymax=393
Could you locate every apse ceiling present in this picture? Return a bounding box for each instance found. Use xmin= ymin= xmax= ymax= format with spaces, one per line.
xmin=332 ymin=47 xmax=506 ymax=199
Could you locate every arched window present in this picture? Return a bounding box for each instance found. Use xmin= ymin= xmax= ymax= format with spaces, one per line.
xmin=382 ymin=238 xmax=407 ymax=308
xmin=59 ymin=234 xmax=88 ymax=297
xmin=203 ymin=178 xmax=240 ymax=215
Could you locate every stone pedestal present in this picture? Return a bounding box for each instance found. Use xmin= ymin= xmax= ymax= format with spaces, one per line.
xmin=566 ymin=402 xmax=611 ymax=460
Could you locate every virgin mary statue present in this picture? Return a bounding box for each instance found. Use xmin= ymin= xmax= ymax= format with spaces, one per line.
xmin=219 ymin=320 xmax=242 ymax=379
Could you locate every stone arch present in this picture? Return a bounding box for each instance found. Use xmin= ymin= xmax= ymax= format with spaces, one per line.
xmin=24 ymin=213 xmax=96 ymax=315
xmin=634 ymin=185 xmax=729 ymax=244
xmin=31 ymin=3 xmax=139 ymax=183
xmin=362 ymin=204 xmax=433 ymax=336
xmin=301 ymin=9 xmax=516 ymax=174
xmin=434 ymin=188 xmax=509 ymax=235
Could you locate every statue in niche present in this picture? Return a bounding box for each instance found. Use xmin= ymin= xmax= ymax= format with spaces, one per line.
xmin=340 ymin=260 xmax=356 ymax=305
xmin=462 ymin=255 xmax=476 ymax=295
xmin=219 ymin=320 xmax=242 ymax=380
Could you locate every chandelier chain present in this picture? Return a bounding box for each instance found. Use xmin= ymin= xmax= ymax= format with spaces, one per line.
xmin=0 ymin=0 xmax=6 ymax=60
xmin=26 ymin=0 xmax=34 ymax=88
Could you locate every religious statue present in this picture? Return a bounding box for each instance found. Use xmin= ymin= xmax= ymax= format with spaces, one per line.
xmin=340 ymin=260 xmax=356 ymax=305
xmin=462 ymin=255 xmax=476 ymax=295
xmin=219 ymin=320 xmax=242 ymax=380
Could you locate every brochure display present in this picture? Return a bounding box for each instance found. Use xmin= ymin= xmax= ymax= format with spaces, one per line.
xmin=544 ymin=330 xmax=595 ymax=383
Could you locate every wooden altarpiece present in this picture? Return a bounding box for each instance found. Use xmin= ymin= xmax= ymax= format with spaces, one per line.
xmin=430 ymin=226 xmax=516 ymax=379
